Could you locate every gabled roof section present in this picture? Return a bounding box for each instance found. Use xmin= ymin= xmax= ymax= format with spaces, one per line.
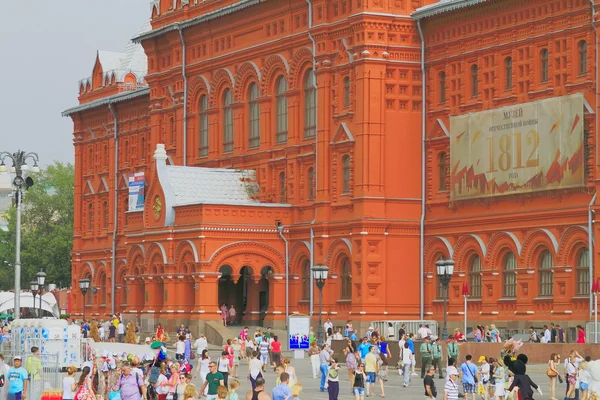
xmin=62 ymin=87 xmax=150 ymax=116
xmin=412 ymin=0 xmax=489 ymax=21
xmin=331 ymin=122 xmax=355 ymax=144
xmin=164 ymin=166 xmax=263 ymax=207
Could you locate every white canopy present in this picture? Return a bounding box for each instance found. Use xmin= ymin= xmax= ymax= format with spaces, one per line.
xmin=0 ymin=291 xmax=60 ymax=318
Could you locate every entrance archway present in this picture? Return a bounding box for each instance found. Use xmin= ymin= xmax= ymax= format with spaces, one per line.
xmin=218 ymin=265 xmax=235 ymax=309
xmin=258 ymin=266 xmax=274 ymax=326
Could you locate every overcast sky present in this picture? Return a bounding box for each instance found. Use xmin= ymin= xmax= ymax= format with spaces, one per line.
xmin=0 ymin=1 xmax=151 ymax=167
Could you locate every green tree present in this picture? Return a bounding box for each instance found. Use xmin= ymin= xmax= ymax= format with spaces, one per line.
xmin=0 ymin=162 xmax=74 ymax=289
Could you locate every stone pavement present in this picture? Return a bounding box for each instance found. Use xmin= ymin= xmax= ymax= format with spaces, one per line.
xmin=189 ymin=350 xmax=560 ymax=399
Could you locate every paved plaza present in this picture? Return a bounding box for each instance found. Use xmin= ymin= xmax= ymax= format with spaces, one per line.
xmin=190 ymin=349 xmax=558 ymax=399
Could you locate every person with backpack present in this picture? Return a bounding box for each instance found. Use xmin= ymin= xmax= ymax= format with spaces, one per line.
xmin=73 ymin=366 xmax=95 ymax=400
xmin=113 ymin=362 xmax=146 ymax=400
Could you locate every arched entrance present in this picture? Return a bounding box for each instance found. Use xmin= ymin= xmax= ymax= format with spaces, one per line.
xmin=258 ymin=266 xmax=274 ymax=326
xmin=218 ymin=265 xmax=236 ymax=308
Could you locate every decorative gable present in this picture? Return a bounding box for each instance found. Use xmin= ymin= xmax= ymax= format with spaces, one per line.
xmin=331 ymin=122 xmax=355 ymax=145
xmin=83 ymin=181 xmax=95 ymax=196
xmin=427 ymin=118 xmax=450 ymax=140
xmin=118 ymin=173 xmax=129 ymax=190
xmin=97 ymin=178 xmax=109 ymax=193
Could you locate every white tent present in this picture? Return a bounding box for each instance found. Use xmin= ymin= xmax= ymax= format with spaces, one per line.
xmin=0 ymin=291 xmax=60 ymax=318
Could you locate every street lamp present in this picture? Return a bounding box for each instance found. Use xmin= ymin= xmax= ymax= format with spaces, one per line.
xmin=311 ymin=264 xmax=329 ymax=346
xmin=0 ymin=150 xmax=40 ymax=321
xmin=436 ymin=256 xmax=455 ymax=340
xmin=29 ymin=281 xmax=39 ymax=318
xmin=36 ymin=270 xmax=46 ymax=318
xmin=79 ymin=278 xmax=91 ymax=322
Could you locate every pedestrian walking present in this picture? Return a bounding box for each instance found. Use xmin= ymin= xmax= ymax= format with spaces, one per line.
xmin=220 ymin=303 xmax=229 ymax=327
xmin=176 ymin=335 xmax=186 ymax=363
xmin=353 ymin=363 xmax=366 ymax=400
xmin=478 ymin=356 xmax=490 ymax=400
xmin=319 ymin=344 xmax=333 ymax=392
xmin=327 ymin=359 xmax=341 ymax=400
xmin=113 ymin=362 xmax=145 ymax=400
xmin=460 ymin=355 xmax=479 ymax=400
xmin=200 ymin=361 xmax=225 ymax=400
xmin=547 ymin=353 xmax=560 ymax=400
xmin=245 ymin=377 xmax=271 ymax=400
xmin=248 ymin=351 xmax=264 ymax=389
xmin=376 ymin=356 xmax=386 ymax=398
xmin=217 ymin=351 xmax=230 ymax=387
xmin=444 ymin=366 xmax=460 ymax=400
xmin=447 ymin=337 xmax=459 ymax=367
xmin=364 ymin=345 xmax=377 ymax=397
xmin=491 ymin=358 xmax=505 ymax=400
xmin=420 ymin=336 xmax=433 ymax=379
xmin=432 ymin=338 xmax=444 ymax=379
xmin=117 ymin=320 xmax=125 ymax=343
xmin=62 ymin=365 xmax=77 ymax=400
xmin=272 ymin=372 xmax=291 ymax=400
xmin=424 ymin=366 xmax=437 ymax=400
xmin=346 ymin=348 xmax=359 ymax=391
xmin=7 ymin=356 xmax=29 ymax=400
xmin=400 ymin=342 xmax=413 ymax=388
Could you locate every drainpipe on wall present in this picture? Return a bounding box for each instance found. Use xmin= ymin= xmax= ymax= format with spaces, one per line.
xmin=416 ymin=20 xmax=426 ymax=321
xmin=108 ymin=103 xmax=119 ymax=315
xmin=589 ymin=193 xmax=597 ymax=318
xmin=306 ymin=0 xmax=318 ymax=317
xmin=277 ymin=223 xmax=289 ymax=328
xmin=177 ymin=26 xmax=188 ymax=166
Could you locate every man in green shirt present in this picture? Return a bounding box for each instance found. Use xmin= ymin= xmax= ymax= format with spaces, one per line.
xmin=199 ymin=361 xmax=224 ymax=399
xmin=447 ymin=336 xmax=459 ymax=367
xmin=431 ymin=337 xmax=444 ymax=378
xmin=419 ymin=336 xmax=433 ymax=379
xmin=27 ymin=346 xmax=43 ymax=400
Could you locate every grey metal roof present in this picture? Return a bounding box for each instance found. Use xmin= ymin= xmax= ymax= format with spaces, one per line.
xmin=412 ymin=0 xmax=488 ymax=21
xmin=132 ymin=0 xmax=266 ymax=43
xmin=61 ymin=87 xmax=150 ymax=117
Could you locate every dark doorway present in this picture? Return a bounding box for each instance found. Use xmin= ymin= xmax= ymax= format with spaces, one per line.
xmin=258 ymin=266 xmax=273 ymax=326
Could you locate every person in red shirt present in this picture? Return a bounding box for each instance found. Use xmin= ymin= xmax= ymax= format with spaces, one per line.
xmin=271 ymin=335 xmax=282 ymax=370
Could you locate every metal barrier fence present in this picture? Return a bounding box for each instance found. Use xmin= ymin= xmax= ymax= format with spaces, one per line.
xmin=1 ymin=350 xmax=62 ymax=399
xmin=371 ymin=320 xmax=439 ymax=339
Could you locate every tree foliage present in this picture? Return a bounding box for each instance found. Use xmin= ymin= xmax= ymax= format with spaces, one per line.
xmin=0 ymin=162 xmax=74 ymax=289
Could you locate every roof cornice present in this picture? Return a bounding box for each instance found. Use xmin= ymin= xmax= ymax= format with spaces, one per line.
xmin=61 ymin=87 xmax=150 ymax=117
xmin=411 ymin=0 xmax=489 ymax=21
xmin=132 ymin=0 xmax=266 ymax=43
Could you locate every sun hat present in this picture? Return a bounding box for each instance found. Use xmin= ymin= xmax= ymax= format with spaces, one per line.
xmin=478 ymin=356 xmax=487 ymax=363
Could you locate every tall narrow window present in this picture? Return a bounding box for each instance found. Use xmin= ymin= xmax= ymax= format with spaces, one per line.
xmin=469 ymin=254 xmax=481 ymax=298
xmin=304 ymin=70 xmax=316 ymax=138
xmin=503 ymin=252 xmax=517 ymax=297
xmin=302 ymin=260 xmax=310 ymax=300
xmin=439 ymin=72 xmax=446 ymax=103
xmin=540 ymin=48 xmax=549 ymax=82
xmin=88 ymin=203 xmax=94 ymax=231
xmin=102 ymin=201 xmax=108 ymax=229
xmin=140 ymin=137 xmax=146 ymax=160
xmin=505 ymin=57 xmax=513 ymax=89
xmin=576 ymin=247 xmax=590 ymax=295
xmin=275 ymin=76 xmax=288 ymax=143
xmin=343 ymin=76 xmax=351 ymax=108
xmin=170 ymin=117 xmax=176 ymax=144
xmin=470 ymin=64 xmax=478 ymax=97
xmin=307 ymin=167 xmax=315 ymax=200
xmin=539 ymin=250 xmax=553 ymax=296
xmin=438 ymin=152 xmax=447 ymax=192
xmin=341 ymin=257 xmax=352 ymax=300
xmin=124 ymin=141 xmax=129 ymax=163
xmin=342 ymin=155 xmax=350 ymax=194
xmin=222 ymin=89 xmax=234 ymax=153
xmin=199 ymin=95 xmax=209 ymax=157
xmin=248 ymin=83 xmax=260 ymax=148
xmin=578 ymin=40 xmax=588 ymax=75
xmin=279 ymin=171 xmax=286 ymax=203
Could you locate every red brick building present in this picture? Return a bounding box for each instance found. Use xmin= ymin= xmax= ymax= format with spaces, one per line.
xmin=63 ymin=0 xmax=600 ymax=336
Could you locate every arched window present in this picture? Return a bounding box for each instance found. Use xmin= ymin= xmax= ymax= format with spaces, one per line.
xmin=304 ymin=70 xmax=316 ymax=138
xmin=170 ymin=116 xmax=176 ymax=144
xmin=341 ymin=257 xmax=352 ymax=300
xmin=302 ymin=260 xmax=310 ymax=300
xmin=579 ymin=40 xmax=588 ymax=75
xmin=470 ymin=64 xmax=478 ymax=97
xmin=307 ymin=167 xmax=315 ymax=200
xmin=469 ymin=254 xmax=481 ymax=298
xmin=88 ymin=203 xmax=94 ymax=231
xmin=540 ymin=49 xmax=549 ymax=83
xmin=104 ymin=145 xmax=109 ymax=166
xmin=86 ymin=276 xmax=93 ymax=306
xmin=248 ymin=83 xmax=260 ymax=148
xmin=222 ymin=89 xmax=234 ymax=153
xmin=279 ymin=171 xmax=286 ymax=203
xmin=88 ymin=147 xmax=93 ymax=170
xmin=438 ymin=152 xmax=447 ymax=192
xmin=539 ymin=250 xmax=554 ymax=296
xmin=140 ymin=137 xmax=146 ymax=160
xmin=199 ymin=95 xmax=209 ymax=157
xmin=577 ymin=247 xmax=590 ymax=295
xmin=505 ymin=57 xmax=513 ymax=89
xmin=275 ymin=76 xmax=288 ymax=143
xmin=102 ymin=201 xmax=108 ymax=229
xmin=503 ymin=252 xmax=517 ymax=297
xmin=343 ymin=76 xmax=351 ymax=108
xmin=100 ymin=274 xmax=107 ymax=305
xmin=124 ymin=141 xmax=129 ymax=163
xmin=439 ymin=71 xmax=446 ymax=103
xmin=342 ymin=155 xmax=351 ymax=194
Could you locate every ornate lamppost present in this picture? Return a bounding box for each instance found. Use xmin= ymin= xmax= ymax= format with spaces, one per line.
xmin=311 ymin=264 xmax=329 ymax=346
xmin=36 ymin=270 xmax=46 ymax=317
xmin=29 ymin=280 xmax=39 ymax=318
xmin=0 ymin=150 xmax=40 ymax=320
xmin=79 ymin=278 xmax=91 ymax=322
xmin=436 ymin=256 xmax=455 ymax=340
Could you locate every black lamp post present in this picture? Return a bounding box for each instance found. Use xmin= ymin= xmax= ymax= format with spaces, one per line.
xmin=436 ymin=256 xmax=455 ymax=340
xmin=79 ymin=278 xmax=91 ymax=322
xmin=36 ymin=271 xmax=46 ymax=318
xmin=311 ymin=264 xmax=329 ymax=346
xmin=29 ymin=280 xmax=39 ymax=318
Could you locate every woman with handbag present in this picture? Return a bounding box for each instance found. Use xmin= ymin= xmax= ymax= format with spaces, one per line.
xmin=547 ymin=353 xmax=560 ymax=400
